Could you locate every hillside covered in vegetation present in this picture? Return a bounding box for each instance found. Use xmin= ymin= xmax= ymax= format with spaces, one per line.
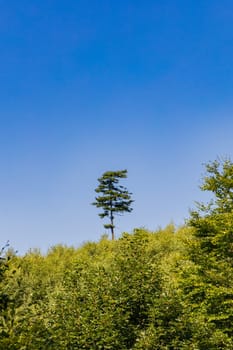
xmin=0 ymin=159 xmax=233 ymax=349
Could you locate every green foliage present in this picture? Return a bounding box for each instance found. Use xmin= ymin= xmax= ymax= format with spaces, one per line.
xmin=1 ymin=222 xmax=232 ymax=348
xmin=0 ymin=243 xmax=10 ymax=313
xmin=92 ymin=169 xmax=133 ymax=240
xmin=1 ymin=158 xmax=233 ymax=348
xmin=185 ymin=158 xmax=233 ymax=348
xmin=200 ymin=157 xmax=233 ymax=213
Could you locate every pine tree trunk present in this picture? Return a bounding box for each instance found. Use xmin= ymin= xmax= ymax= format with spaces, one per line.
xmin=110 ymin=213 xmax=114 ymax=240
xmin=110 ymin=226 xmax=114 ymax=240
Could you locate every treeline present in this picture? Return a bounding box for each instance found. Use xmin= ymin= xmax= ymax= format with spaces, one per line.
xmin=0 ymin=159 xmax=233 ymax=349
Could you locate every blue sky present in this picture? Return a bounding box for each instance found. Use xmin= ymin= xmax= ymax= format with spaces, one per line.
xmin=1 ymin=0 xmax=233 ymax=254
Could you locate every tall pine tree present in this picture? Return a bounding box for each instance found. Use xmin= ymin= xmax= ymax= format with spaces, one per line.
xmin=92 ymin=170 xmax=133 ymax=240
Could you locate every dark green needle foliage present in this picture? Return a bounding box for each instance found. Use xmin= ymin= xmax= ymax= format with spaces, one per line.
xmin=92 ymin=170 xmax=133 ymax=240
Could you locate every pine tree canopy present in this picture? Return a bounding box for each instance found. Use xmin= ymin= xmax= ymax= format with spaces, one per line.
xmin=92 ymin=169 xmax=133 ymax=240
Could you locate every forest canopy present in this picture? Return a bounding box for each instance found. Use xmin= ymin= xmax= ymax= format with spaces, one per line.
xmin=0 ymin=158 xmax=233 ymax=349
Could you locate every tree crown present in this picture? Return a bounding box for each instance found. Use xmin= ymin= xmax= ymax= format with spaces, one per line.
xmin=92 ymin=169 xmax=133 ymax=239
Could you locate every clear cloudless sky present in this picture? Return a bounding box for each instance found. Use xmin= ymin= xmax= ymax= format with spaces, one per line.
xmin=1 ymin=0 xmax=233 ymax=254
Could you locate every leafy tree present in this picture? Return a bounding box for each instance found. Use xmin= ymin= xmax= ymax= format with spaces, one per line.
xmin=185 ymin=158 xmax=233 ymax=348
xmin=0 ymin=243 xmax=21 ymax=350
xmin=190 ymin=157 xmax=233 ymax=260
xmin=92 ymin=170 xmax=133 ymax=240
xmin=198 ymin=157 xmax=233 ymax=214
